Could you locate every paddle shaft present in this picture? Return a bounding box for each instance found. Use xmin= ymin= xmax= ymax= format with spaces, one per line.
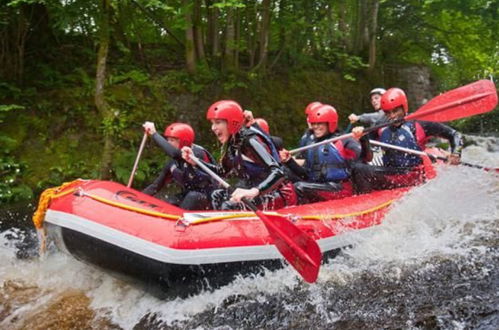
xmin=369 ymin=139 xmax=498 ymax=171
xmin=289 ymin=119 xmax=403 ymax=155
xmin=127 ymin=132 xmax=148 ymax=188
xmin=190 ymin=155 xmax=230 ymax=189
xmin=190 ymin=154 xmax=322 ymax=281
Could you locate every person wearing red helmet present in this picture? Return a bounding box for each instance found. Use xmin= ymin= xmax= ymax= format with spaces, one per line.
xmin=279 ymin=104 xmax=371 ymax=203
xmin=243 ymin=113 xmax=285 ymax=150
xmin=142 ymin=121 xmax=216 ymax=210
xmin=254 ymin=118 xmax=269 ymax=135
xmin=348 ymin=87 xmax=388 ymax=127
xmin=182 ymin=100 xmax=296 ymax=210
xmin=351 ymin=87 xmax=463 ymax=193
xmin=298 ymin=101 xmax=323 ymax=151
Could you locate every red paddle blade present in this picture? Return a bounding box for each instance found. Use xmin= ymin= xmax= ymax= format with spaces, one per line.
xmin=407 ymin=80 xmax=498 ymax=122
xmin=255 ymin=210 xmax=322 ymax=283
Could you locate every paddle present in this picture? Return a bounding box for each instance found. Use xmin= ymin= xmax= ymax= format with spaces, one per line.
xmin=190 ymin=155 xmax=322 ymax=283
xmin=370 ymin=140 xmax=499 ymax=173
xmin=127 ymin=132 xmax=148 ymax=188
xmin=290 ymin=80 xmax=498 ymax=155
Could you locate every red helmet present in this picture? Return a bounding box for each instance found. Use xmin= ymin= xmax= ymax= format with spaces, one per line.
xmin=255 ymin=118 xmax=270 ymax=134
xmin=308 ymin=104 xmax=338 ymax=133
xmin=163 ymin=123 xmax=195 ymax=148
xmin=206 ymin=100 xmax=244 ymax=135
xmin=381 ymin=88 xmax=408 ymax=113
xmin=304 ymin=102 xmax=323 ymax=116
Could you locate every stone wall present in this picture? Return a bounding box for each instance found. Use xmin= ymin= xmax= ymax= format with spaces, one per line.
xmin=383 ymin=64 xmax=435 ymax=111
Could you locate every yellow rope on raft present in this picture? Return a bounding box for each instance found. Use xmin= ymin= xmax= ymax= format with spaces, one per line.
xmin=32 ymin=179 xmax=396 ymax=228
xmin=186 ymin=199 xmax=395 ymax=225
xmin=82 ymin=192 xmax=181 ymax=221
xmin=32 ymin=179 xmax=82 ymax=229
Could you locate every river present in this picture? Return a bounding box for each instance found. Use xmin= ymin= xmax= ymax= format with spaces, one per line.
xmin=1 ymin=135 xmax=498 ymax=329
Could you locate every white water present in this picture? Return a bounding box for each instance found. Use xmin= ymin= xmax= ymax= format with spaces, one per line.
xmin=1 ymin=136 xmax=498 ymax=329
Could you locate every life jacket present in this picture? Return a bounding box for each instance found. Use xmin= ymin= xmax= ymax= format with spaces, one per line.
xmin=299 ymin=129 xmax=314 ymax=148
xmin=171 ymin=144 xmax=216 ymax=192
xmin=378 ymin=121 xmax=425 ymax=167
xmin=231 ymin=126 xmax=281 ymax=184
xmin=305 ymin=138 xmax=349 ymax=182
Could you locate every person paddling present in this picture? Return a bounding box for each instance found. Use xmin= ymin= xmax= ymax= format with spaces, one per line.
xmin=351 ymin=88 xmax=463 ymax=193
xmin=142 ymin=122 xmax=216 ymax=210
xmin=280 ymin=104 xmax=371 ymax=203
xmin=182 ymin=100 xmax=297 ymax=210
xmin=348 ymin=88 xmax=388 ymax=127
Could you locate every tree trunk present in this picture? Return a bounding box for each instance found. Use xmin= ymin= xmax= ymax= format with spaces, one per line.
xmin=247 ymin=2 xmax=257 ymax=68
xmin=338 ymin=0 xmax=348 ymax=50
xmin=367 ymin=0 xmax=380 ymax=71
xmin=95 ymin=0 xmax=113 ymax=179
xmin=223 ymin=8 xmax=235 ymax=71
xmin=206 ymin=0 xmax=220 ymax=61
xmin=234 ymin=8 xmax=240 ymax=70
xmin=184 ymin=0 xmax=197 ymax=74
xmin=254 ymin=0 xmax=271 ymax=71
xmin=269 ymin=0 xmax=287 ymax=70
xmin=193 ymin=0 xmax=206 ymax=64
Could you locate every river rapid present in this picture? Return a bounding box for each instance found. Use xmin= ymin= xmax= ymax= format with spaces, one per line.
xmin=1 ymin=136 xmax=498 ymax=329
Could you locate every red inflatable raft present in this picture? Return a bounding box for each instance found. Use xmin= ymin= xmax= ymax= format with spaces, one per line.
xmin=35 ymin=164 xmax=433 ymax=297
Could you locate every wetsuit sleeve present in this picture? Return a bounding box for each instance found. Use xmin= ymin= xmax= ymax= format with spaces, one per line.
xmin=358 ymin=111 xmax=385 ymax=125
xmin=417 ymin=121 xmax=464 ymax=155
xmin=142 ymin=161 xmax=173 ymax=195
xmin=246 ymin=137 xmax=285 ymax=194
xmin=152 ymin=133 xmax=181 ymax=159
xmin=359 ymin=135 xmax=373 ymax=162
xmin=285 ymin=157 xmax=309 ymax=180
xmin=341 ymin=137 xmax=362 ymax=160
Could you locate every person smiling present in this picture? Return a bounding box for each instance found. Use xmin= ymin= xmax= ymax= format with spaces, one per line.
xmin=182 ymin=100 xmax=296 ymax=210
xmin=279 ymin=104 xmax=370 ymax=203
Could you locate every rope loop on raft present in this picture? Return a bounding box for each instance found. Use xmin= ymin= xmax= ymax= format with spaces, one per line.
xmin=32 ymin=179 xmax=83 ymax=229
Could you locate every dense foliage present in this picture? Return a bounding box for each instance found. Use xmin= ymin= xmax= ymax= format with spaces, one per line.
xmin=0 ymin=0 xmax=497 ymax=204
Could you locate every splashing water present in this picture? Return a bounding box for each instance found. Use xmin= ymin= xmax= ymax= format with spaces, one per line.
xmin=1 ymin=136 xmax=498 ymax=329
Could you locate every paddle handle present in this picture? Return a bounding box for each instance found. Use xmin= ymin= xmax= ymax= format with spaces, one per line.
xmin=127 ymin=133 xmax=148 ymax=188
xmin=369 ymin=140 xmax=446 ymax=161
xmin=190 ymin=155 xmax=230 ymax=189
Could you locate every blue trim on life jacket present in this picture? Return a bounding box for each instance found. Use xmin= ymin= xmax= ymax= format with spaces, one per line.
xmin=379 ymin=122 xmax=422 ymax=167
xmin=305 ymin=140 xmax=349 ymax=182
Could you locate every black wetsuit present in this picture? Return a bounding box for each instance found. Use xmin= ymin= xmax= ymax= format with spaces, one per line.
xmin=197 ymin=127 xmax=293 ymax=210
xmin=351 ymin=120 xmax=463 ymax=194
xmin=143 ymin=133 xmax=216 ymax=210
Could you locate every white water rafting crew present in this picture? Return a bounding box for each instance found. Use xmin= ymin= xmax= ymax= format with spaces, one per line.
xmin=350 ymin=87 xmax=464 ymax=194
xmin=142 ymin=121 xmax=217 ymax=210
xmin=181 ymin=100 xmax=297 ymax=210
xmin=279 ymin=104 xmax=372 ymax=203
xmin=348 ymin=87 xmax=388 ymax=127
